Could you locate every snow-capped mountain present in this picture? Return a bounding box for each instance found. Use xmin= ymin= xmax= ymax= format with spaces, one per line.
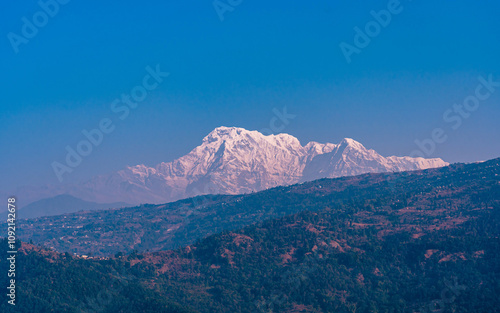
xmin=19 ymin=127 xmax=448 ymax=206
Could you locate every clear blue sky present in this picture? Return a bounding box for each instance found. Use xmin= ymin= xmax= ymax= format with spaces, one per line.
xmin=1 ymin=0 xmax=499 ymax=191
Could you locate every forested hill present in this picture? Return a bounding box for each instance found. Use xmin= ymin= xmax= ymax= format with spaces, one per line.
xmin=18 ymin=158 xmax=500 ymax=257
xmin=1 ymin=158 xmax=499 ymax=312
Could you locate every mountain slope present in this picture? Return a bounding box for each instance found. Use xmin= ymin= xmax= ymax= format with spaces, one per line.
xmin=0 ymin=241 xmax=196 ymax=313
xmin=301 ymin=138 xmax=447 ymax=182
xmin=17 ymin=158 xmax=498 ymax=258
xmin=17 ymin=127 xmax=447 ymax=207
xmin=5 ymin=158 xmax=500 ymax=313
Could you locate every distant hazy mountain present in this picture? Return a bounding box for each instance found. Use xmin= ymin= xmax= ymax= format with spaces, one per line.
xmin=19 ymin=194 xmax=128 ymax=219
xmin=17 ymin=127 xmax=448 ymax=206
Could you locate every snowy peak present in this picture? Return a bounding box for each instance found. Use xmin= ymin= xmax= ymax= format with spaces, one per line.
xmin=20 ymin=127 xmax=449 ymax=206
xmin=203 ymin=126 xmax=250 ymax=143
xmin=104 ymin=127 xmax=447 ymax=203
xmin=333 ymin=138 xmax=366 ymax=157
xmin=339 ymin=137 xmax=360 ymax=146
xmin=203 ymin=126 xmax=303 ymax=153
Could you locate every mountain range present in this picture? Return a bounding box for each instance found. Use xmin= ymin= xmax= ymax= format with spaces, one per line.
xmin=16 ymin=126 xmax=448 ymax=209
xmin=17 ymin=158 xmax=496 ymax=257
xmin=6 ymin=157 xmax=500 ymax=312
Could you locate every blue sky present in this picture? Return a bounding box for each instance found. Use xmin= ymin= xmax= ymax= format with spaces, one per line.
xmin=1 ymin=0 xmax=499 ymax=191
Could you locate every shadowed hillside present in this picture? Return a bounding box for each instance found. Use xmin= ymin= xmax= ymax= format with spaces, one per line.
xmin=18 ymin=159 xmax=500 ymax=257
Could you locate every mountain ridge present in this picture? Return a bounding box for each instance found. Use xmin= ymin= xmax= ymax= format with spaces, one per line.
xmin=7 ymin=157 xmax=500 ymax=312
xmin=15 ymin=127 xmax=448 ymax=207
xmin=18 ymin=194 xmax=129 ymax=219
xmin=18 ymin=156 xmax=488 ymax=258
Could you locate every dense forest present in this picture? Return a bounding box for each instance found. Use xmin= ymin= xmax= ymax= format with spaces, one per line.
xmin=1 ymin=158 xmax=499 ymax=312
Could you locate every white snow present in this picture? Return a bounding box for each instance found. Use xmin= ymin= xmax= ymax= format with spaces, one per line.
xmin=23 ymin=126 xmax=450 ymax=205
